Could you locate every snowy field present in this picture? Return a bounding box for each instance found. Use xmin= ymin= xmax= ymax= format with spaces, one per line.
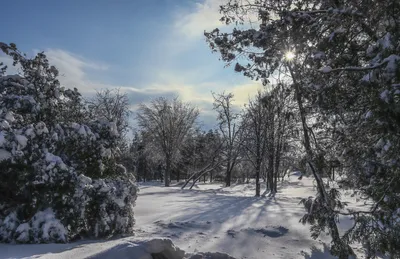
xmin=0 ymin=174 xmax=370 ymax=259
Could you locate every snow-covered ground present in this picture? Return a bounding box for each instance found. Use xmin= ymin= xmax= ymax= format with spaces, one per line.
xmin=0 ymin=174 xmax=370 ymax=259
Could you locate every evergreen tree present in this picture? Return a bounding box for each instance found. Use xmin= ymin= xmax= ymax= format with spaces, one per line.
xmin=0 ymin=43 xmax=137 ymax=243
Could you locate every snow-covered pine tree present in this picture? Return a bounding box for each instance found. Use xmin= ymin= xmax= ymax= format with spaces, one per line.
xmin=0 ymin=43 xmax=137 ymax=243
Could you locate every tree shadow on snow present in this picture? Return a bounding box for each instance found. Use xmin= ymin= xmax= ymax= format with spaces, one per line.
xmin=137 ymin=185 xmax=320 ymax=259
xmin=302 ymin=244 xmax=337 ymax=259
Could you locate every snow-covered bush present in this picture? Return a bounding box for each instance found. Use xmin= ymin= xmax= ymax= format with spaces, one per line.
xmin=0 ymin=43 xmax=137 ymax=243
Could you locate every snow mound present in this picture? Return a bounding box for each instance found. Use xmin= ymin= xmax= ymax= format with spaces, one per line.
xmin=88 ymin=238 xmax=236 ymax=259
xmin=187 ymin=252 xmax=236 ymax=259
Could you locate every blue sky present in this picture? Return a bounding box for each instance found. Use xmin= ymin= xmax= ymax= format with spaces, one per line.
xmin=1 ymin=0 xmax=261 ymax=129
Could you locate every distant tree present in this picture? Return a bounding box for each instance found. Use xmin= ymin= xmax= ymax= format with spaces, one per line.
xmin=137 ymin=97 xmax=199 ymax=187
xmin=181 ymin=129 xmax=223 ymax=189
xmin=212 ymin=92 xmax=243 ymax=187
xmin=87 ymin=88 xmax=131 ymax=139
xmin=242 ymin=90 xmax=269 ymax=196
xmin=263 ymin=84 xmax=294 ymax=195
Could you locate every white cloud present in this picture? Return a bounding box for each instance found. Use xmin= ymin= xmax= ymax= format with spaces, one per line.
xmin=44 ymin=49 xmax=108 ymax=94
xmin=2 ymin=45 xmax=263 ymax=130
xmin=1 ymin=48 xmax=108 ymax=95
xmin=231 ymin=81 xmax=263 ymax=106
xmin=174 ymin=0 xmax=260 ymax=39
xmin=0 ymin=54 xmax=19 ymax=75
xmin=174 ymin=0 xmax=225 ymax=39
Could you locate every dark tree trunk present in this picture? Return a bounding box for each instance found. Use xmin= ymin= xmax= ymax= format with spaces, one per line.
xmin=255 ymin=158 xmax=261 ymax=197
xmin=289 ymin=62 xmax=354 ymax=257
xmin=143 ymin=162 xmax=147 ymax=182
xmin=165 ymin=160 xmax=171 ymax=187
xmin=225 ymin=160 xmax=232 ymax=187
xmin=267 ymin=153 xmax=274 ymax=192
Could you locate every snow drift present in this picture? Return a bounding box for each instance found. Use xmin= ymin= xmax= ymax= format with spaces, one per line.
xmin=88 ymin=238 xmax=236 ymax=259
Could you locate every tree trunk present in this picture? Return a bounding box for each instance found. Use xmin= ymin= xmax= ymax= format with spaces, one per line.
xmin=255 ymin=158 xmax=261 ymax=197
xmin=288 ymin=62 xmax=354 ymax=257
xmin=273 ymin=139 xmax=281 ymax=194
xmin=267 ymin=153 xmax=274 ymax=192
xmin=177 ymin=169 xmax=180 ymax=182
xmin=165 ymin=160 xmax=171 ymax=187
xmin=225 ymin=160 xmax=232 ymax=187
xmin=189 ymin=167 xmax=215 ymax=189
xmin=182 ymin=162 xmax=215 ymax=189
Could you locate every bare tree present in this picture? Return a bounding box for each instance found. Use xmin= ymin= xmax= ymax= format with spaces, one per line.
xmin=262 ymin=84 xmax=293 ymax=195
xmin=212 ymin=92 xmax=243 ymax=187
xmin=137 ymin=97 xmax=199 ymax=187
xmin=242 ymin=90 xmax=269 ymax=196
xmin=87 ymin=88 xmax=131 ymax=137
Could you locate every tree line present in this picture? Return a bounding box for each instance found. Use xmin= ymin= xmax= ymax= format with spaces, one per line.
xmin=122 ymin=86 xmax=300 ymax=198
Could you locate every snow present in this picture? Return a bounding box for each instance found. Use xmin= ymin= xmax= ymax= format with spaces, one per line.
xmin=12 ymin=209 xmax=68 ymax=244
xmin=0 ymin=149 xmax=11 ymax=161
xmin=382 ymin=54 xmax=400 ymax=76
xmin=90 ymin=239 xmax=185 ymax=259
xmin=380 ymin=89 xmax=390 ymax=103
xmin=45 ymin=152 xmax=67 ymax=171
xmin=15 ymin=223 xmax=30 ymax=243
xmin=78 ymin=125 xmax=87 ymax=137
xmin=0 ymin=132 xmax=6 ymax=147
xmin=378 ymin=33 xmax=393 ymax=50
xmin=109 ymin=121 xmax=119 ymax=137
xmin=383 ymin=141 xmax=391 ymax=152
xmin=25 ymin=127 xmax=35 ymax=138
xmin=312 ymin=51 xmax=325 ymax=60
xmin=361 ymin=71 xmax=376 ymax=82
xmin=32 ymin=209 xmax=68 ymax=243
xmin=319 ymin=66 xmax=332 ymax=73
xmin=5 ymin=111 xmax=15 ymax=123
xmin=35 ymin=122 xmax=49 ymax=135
xmin=15 ymin=134 xmax=28 ymax=148
xmin=0 ymin=174 xmax=375 ymax=259
xmin=1 ymin=120 xmax=10 ymax=129
xmin=334 ymin=27 xmax=346 ymax=33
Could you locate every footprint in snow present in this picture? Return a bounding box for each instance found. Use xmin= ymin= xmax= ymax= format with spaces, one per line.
xmin=227 ymin=226 xmax=289 ymax=238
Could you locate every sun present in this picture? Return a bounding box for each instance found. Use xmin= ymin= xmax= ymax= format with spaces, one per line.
xmin=285 ymin=51 xmax=295 ymax=60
